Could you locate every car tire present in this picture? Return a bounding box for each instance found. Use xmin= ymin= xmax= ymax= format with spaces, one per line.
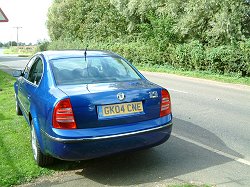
xmin=31 ymin=121 xmax=54 ymax=167
xmin=15 ymin=95 xmax=22 ymax=116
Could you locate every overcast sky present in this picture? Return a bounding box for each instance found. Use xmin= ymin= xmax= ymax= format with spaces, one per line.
xmin=0 ymin=0 xmax=52 ymax=44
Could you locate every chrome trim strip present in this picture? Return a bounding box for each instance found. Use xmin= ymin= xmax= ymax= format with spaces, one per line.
xmin=41 ymin=123 xmax=172 ymax=143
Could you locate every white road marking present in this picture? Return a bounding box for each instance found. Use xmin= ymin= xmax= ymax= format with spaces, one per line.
xmin=172 ymin=132 xmax=250 ymax=167
xmin=167 ymin=88 xmax=188 ymax=94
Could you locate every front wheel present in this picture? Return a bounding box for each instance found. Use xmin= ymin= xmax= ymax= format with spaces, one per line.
xmin=31 ymin=121 xmax=54 ymax=167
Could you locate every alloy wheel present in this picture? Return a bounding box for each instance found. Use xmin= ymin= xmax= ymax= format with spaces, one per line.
xmin=31 ymin=125 xmax=38 ymax=161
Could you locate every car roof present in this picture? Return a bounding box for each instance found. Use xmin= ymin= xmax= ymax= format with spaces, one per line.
xmin=40 ymin=50 xmax=119 ymax=61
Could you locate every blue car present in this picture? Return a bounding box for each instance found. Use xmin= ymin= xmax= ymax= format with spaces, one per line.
xmin=13 ymin=50 xmax=173 ymax=167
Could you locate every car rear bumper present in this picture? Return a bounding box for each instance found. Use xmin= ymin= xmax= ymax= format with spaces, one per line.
xmin=41 ymin=115 xmax=173 ymax=160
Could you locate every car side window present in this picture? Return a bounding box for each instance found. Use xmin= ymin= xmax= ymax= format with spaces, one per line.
xmin=23 ymin=57 xmax=36 ymax=79
xmin=27 ymin=57 xmax=44 ymax=85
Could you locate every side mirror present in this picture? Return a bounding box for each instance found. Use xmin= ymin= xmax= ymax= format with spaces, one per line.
xmin=12 ymin=70 xmax=23 ymax=77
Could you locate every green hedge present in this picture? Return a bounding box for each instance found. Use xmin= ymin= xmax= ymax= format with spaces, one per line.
xmin=47 ymin=39 xmax=250 ymax=77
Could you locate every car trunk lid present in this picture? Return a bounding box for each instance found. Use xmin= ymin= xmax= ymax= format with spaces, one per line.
xmin=57 ymin=80 xmax=162 ymax=129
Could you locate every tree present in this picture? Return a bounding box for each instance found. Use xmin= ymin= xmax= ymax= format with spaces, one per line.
xmin=11 ymin=41 xmax=17 ymax=46
xmin=174 ymin=0 xmax=250 ymax=45
xmin=47 ymin=0 xmax=127 ymax=41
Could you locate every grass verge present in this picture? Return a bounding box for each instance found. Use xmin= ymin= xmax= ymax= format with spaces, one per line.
xmin=3 ymin=46 xmax=36 ymax=57
xmin=136 ymin=64 xmax=250 ymax=86
xmin=0 ymin=70 xmax=52 ymax=186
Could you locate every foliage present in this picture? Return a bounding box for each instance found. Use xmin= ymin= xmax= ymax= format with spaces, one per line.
xmin=47 ymin=0 xmax=127 ymax=41
xmin=174 ymin=0 xmax=250 ymax=45
xmin=3 ymin=46 xmax=37 ymax=56
xmin=239 ymin=39 xmax=250 ymax=76
xmin=0 ymin=42 xmax=33 ymax=47
xmin=48 ymin=38 xmax=250 ymax=78
xmin=47 ymin=0 xmax=250 ymax=77
xmin=37 ymin=40 xmax=50 ymax=51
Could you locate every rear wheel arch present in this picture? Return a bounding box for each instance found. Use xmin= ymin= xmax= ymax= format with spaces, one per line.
xmin=30 ymin=119 xmax=54 ymax=167
xmin=28 ymin=112 xmax=46 ymax=153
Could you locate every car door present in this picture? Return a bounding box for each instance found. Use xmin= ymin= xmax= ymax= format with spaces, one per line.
xmin=18 ymin=56 xmax=43 ymax=119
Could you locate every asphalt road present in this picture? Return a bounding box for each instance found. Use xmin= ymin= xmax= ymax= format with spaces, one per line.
xmin=1 ymin=56 xmax=250 ymax=187
xmin=0 ymin=55 xmax=28 ymax=73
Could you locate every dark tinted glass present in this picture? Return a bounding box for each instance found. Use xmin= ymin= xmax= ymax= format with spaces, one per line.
xmin=51 ymin=56 xmax=141 ymax=85
xmin=27 ymin=57 xmax=43 ymax=85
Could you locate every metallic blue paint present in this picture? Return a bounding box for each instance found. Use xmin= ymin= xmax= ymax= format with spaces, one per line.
xmin=43 ymin=124 xmax=172 ymax=160
xmin=14 ymin=50 xmax=173 ymax=161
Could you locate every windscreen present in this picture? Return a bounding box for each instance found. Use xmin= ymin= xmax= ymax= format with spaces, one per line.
xmin=51 ymin=56 xmax=141 ymax=85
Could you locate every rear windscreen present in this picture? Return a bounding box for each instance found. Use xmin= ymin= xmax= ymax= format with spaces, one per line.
xmin=50 ymin=56 xmax=141 ymax=85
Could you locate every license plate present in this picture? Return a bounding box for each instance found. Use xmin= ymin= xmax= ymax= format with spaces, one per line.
xmin=98 ymin=101 xmax=144 ymax=118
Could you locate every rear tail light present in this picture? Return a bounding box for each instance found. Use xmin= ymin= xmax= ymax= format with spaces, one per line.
xmin=53 ymin=98 xmax=77 ymax=129
xmin=160 ymin=89 xmax=171 ymax=117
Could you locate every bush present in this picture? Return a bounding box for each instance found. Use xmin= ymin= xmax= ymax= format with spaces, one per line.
xmin=206 ymin=43 xmax=248 ymax=75
xmin=168 ymin=40 xmax=205 ymax=71
xmin=239 ymin=39 xmax=250 ymax=76
xmin=48 ymin=39 xmax=164 ymax=66
xmin=37 ymin=41 xmax=50 ymax=51
xmin=48 ymin=38 xmax=250 ymax=77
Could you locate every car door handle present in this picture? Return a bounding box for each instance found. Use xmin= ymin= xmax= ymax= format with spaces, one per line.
xmin=28 ymin=95 xmax=31 ymax=100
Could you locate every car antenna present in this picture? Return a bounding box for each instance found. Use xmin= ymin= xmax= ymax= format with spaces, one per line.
xmin=84 ymin=45 xmax=88 ymax=61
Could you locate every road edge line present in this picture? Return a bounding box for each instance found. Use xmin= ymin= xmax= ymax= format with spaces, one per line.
xmin=172 ymin=132 xmax=250 ymax=167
